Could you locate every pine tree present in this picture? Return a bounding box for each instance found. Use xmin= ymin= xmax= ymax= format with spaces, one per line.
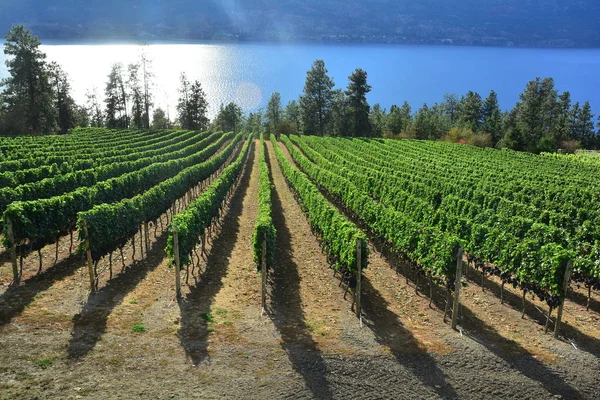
xmin=329 ymin=89 xmax=350 ymax=137
xmin=104 ymin=63 xmax=128 ymax=128
xmin=0 ymin=25 xmax=56 ymax=135
xmin=369 ymin=104 xmax=387 ymax=138
xmin=481 ymin=90 xmax=502 ymax=144
xmin=265 ymin=92 xmax=282 ymax=137
xmin=554 ymin=91 xmax=572 ymax=145
xmin=283 ymin=100 xmax=301 ymax=135
xmin=128 ymin=63 xmax=144 ymax=129
xmin=85 ymin=88 xmax=104 ymax=127
xmin=572 ymin=101 xmax=596 ymax=149
xmin=49 ymin=62 xmax=77 ymax=134
xmin=214 ymin=102 xmax=243 ymax=133
xmin=345 ymin=68 xmax=372 ymax=137
xmin=459 ymin=91 xmax=483 ymax=131
xmin=139 ymin=48 xmax=153 ymax=129
xmin=300 ymin=60 xmax=335 ymax=136
xmin=515 ymin=77 xmax=558 ymax=153
xmin=441 ymin=93 xmax=461 ymax=125
xmin=176 ymin=73 xmax=209 ymax=130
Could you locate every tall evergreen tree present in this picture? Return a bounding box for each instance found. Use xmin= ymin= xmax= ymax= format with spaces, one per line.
xmin=0 ymin=25 xmax=56 ymax=135
xmin=214 ymin=102 xmax=243 ymax=133
xmin=300 ymin=60 xmax=335 ymax=136
xmin=369 ymin=104 xmax=387 ymax=138
xmin=329 ymin=89 xmax=350 ymax=137
xmin=140 ymin=49 xmax=153 ymax=129
xmin=481 ymin=90 xmax=502 ymax=144
xmin=127 ymin=63 xmax=144 ymax=129
xmin=176 ymin=73 xmax=209 ymax=130
xmin=572 ymin=101 xmax=596 ymax=149
xmin=554 ymin=91 xmax=572 ymax=145
xmin=386 ymin=104 xmax=402 ymax=136
xmin=85 ymin=88 xmax=103 ymax=127
xmin=245 ymin=109 xmax=264 ymax=137
xmin=441 ymin=93 xmax=461 ymax=125
xmin=265 ymin=92 xmax=282 ymax=137
xmin=49 ymin=62 xmax=77 ymax=134
xmin=459 ymin=91 xmax=483 ymax=131
xmin=345 ymin=68 xmax=372 ymax=137
xmin=515 ymin=77 xmax=558 ymax=152
xmin=104 ymin=63 xmax=128 ymax=128
xmin=283 ymin=100 xmax=301 ymax=134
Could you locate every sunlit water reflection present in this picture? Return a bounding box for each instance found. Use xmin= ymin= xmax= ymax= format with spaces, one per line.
xmin=1 ymin=41 xmax=600 ymax=119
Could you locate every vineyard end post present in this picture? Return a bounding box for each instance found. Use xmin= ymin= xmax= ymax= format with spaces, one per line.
xmin=452 ymin=248 xmax=464 ymax=330
xmin=82 ymin=221 xmax=96 ymax=293
xmin=356 ymin=239 xmax=362 ymax=320
xmin=7 ymin=217 xmax=19 ymax=285
xmin=261 ymin=236 xmax=267 ymax=314
xmin=554 ymin=260 xmax=573 ymax=339
xmin=173 ymin=226 xmax=181 ymax=298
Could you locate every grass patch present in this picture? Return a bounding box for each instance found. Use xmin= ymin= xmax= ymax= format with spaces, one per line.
xmin=38 ymin=357 xmax=54 ymax=369
xmin=129 ymin=299 xmax=138 ymax=305
xmin=132 ymin=323 xmax=146 ymax=333
xmin=201 ymin=313 xmax=215 ymax=323
xmin=215 ymin=308 xmax=228 ymax=317
xmin=207 ymin=326 xmax=215 ymax=333
xmin=222 ymin=321 xmax=233 ymax=326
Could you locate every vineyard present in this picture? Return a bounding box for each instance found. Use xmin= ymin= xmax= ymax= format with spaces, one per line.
xmin=0 ymin=129 xmax=599 ymax=399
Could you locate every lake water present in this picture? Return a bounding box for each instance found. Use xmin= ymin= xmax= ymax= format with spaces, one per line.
xmin=1 ymin=41 xmax=600 ymax=119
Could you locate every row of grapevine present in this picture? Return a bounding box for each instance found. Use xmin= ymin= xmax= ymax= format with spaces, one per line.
xmin=292 ymin=135 xmax=576 ymax=312
xmin=0 ymin=129 xmax=177 ymax=161
xmin=252 ymin=134 xmax=276 ymax=272
xmin=270 ymin=136 xmax=368 ymax=275
xmin=165 ymin=136 xmax=252 ymax=296
xmin=2 ymin=132 xmax=238 ymax=265
xmin=0 ymin=130 xmax=202 ymax=187
xmin=253 ymin=135 xmax=277 ymax=311
xmin=282 ymin=135 xmax=458 ymax=284
xmin=370 ymin=139 xmax=600 ymax=291
xmin=0 ymin=129 xmax=201 ymax=178
xmin=0 ymin=127 xmax=142 ymax=150
xmin=78 ymin=133 xmax=245 ymax=264
xmin=0 ymin=130 xmax=217 ymax=216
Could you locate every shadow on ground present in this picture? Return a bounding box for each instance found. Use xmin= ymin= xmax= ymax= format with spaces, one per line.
xmin=177 ymin=144 xmax=254 ymax=366
xmin=0 ymin=253 xmax=82 ymax=327
xmin=67 ymin=234 xmax=167 ymax=359
xmin=266 ymin=142 xmax=333 ymax=400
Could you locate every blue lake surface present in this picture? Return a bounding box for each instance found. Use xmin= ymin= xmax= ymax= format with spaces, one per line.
xmin=1 ymin=41 xmax=599 ymax=118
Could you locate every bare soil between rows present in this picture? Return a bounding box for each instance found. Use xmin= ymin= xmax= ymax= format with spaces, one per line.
xmin=0 ymin=139 xmax=598 ymax=399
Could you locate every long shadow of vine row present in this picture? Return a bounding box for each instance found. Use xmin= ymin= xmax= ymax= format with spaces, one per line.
xmin=177 ymin=144 xmax=255 ymax=366
xmin=462 ymin=265 xmax=600 ymax=358
xmin=67 ymin=233 xmax=167 ymax=359
xmin=266 ymin=143 xmax=333 ymax=400
xmin=0 ymin=253 xmax=82 ymax=326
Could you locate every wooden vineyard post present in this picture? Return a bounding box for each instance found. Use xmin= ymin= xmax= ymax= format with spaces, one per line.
xmin=554 ymin=260 xmax=573 ymax=339
xmin=173 ymin=226 xmax=182 ymax=298
xmin=144 ymin=222 xmax=150 ymax=255
xmin=451 ymin=248 xmax=464 ymax=330
xmin=356 ymin=239 xmax=363 ymax=320
xmin=261 ymin=236 xmax=267 ymax=314
xmin=82 ymin=221 xmax=96 ymax=293
xmin=7 ymin=217 xmax=19 ymax=285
